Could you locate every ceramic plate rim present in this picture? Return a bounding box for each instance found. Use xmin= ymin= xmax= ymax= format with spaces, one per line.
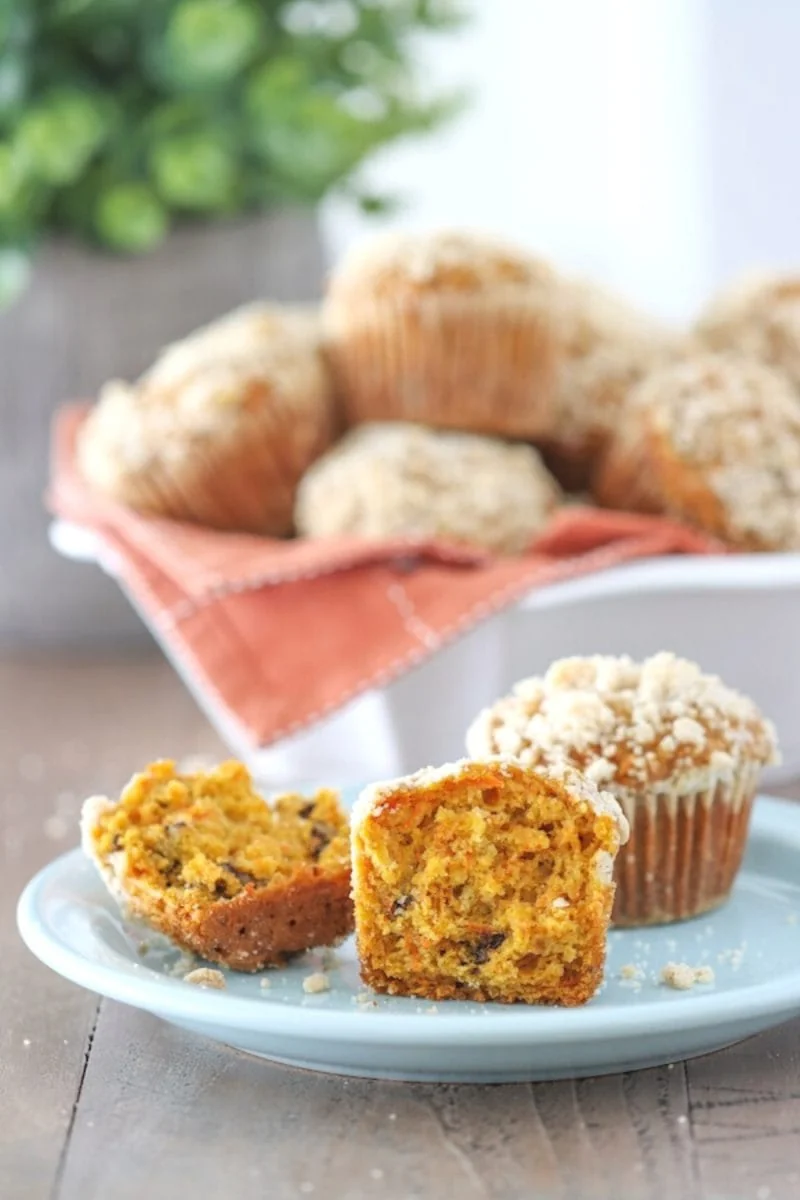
xmin=17 ymin=795 xmax=800 ymax=1047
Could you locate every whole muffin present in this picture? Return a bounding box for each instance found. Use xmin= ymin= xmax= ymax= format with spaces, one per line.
xmin=467 ymin=652 xmax=778 ymax=926
xmin=630 ymin=353 xmax=800 ymax=550
xmin=695 ymin=271 xmax=800 ymax=389
xmin=78 ymin=303 xmax=336 ymax=535
xmin=295 ymin=422 xmax=561 ymax=555
xmin=543 ymin=278 xmax=676 ymax=490
xmin=322 ymin=230 xmax=560 ymax=439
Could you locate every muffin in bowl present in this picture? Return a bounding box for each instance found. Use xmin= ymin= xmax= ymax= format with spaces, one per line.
xmin=694 ymin=270 xmax=800 ymax=389
xmin=77 ymin=303 xmax=336 ymax=535
xmin=467 ymin=652 xmax=778 ymax=926
xmin=322 ymin=229 xmax=561 ymax=439
xmin=295 ymin=422 xmax=561 ymax=555
xmin=543 ymin=276 xmax=676 ymax=490
xmin=628 ymin=353 xmax=800 ymax=550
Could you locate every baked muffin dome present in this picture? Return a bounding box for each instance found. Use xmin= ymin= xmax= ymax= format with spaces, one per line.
xmin=467 ymin=652 xmax=778 ymax=925
xmin=695 ymin=271 xmax=800 ymax=388
xmin=544 ymin=277 xmax=676 ymax=489
xmin=322 ymin=230 xmax=561 ymax=439
xmin=77 ymin=303 xmax=335 ymax=535
xmin=295 ymin=422 xmax=561 ymax=555
xmin=634 ymin=352 xmax=800 ymax=550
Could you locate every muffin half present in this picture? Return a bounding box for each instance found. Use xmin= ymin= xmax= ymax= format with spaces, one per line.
xmin=81 ymin=759 xmax=353 ymax=970
xmin=351 ymin=757 xmax=627 ymax=1004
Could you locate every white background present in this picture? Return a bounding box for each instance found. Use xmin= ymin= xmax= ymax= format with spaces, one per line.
xmin=323 ymin=0 xmax=800 ymax=326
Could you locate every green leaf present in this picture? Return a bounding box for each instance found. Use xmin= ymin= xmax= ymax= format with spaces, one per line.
xmin=93 ymin=181 xmax=169 ymax=252
xmin=156 ymin=0 xmax=264 ymax=90
xmin=15 ymin=87 xmax=112 ymax=185
xmin=150 ymin=129 xmax=238 ymax=211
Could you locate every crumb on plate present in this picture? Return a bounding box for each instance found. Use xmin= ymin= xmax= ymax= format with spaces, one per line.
xmin=183 ymin=967 xmax=226 ymax=989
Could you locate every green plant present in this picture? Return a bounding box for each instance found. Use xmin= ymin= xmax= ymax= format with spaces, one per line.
xmin=0 ymin=0 xmax=464 ymax=298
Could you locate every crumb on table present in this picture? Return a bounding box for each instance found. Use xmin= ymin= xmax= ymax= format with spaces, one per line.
xmin=302 ymin=971 xmax=330 ymax=995
xmin=183 ymin=967 xmax=226 ymax=989
xmin=659 ymin=962 xmax=715 ymax=990
xmin=619 ymin=963 xmax=643 ymax=981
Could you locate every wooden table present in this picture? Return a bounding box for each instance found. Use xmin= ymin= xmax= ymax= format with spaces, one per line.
xmin=3 ymin=654 xmax=800 ymax=1200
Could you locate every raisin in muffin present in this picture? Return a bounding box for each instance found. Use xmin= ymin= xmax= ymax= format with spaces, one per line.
xmin=81 ymin=759 xmax=352 ymax=970
xmin=77 ymin=303 xmax=336 ymax=535
xmin=351 ymin=757 xmax=627 ymax=1005
xmin=467 ymin=653 xmax=778 ymax=926
xmin=322 ymin=230 xmax=561 ymax=439
xmin=295 ymin=422 xmax=561 ymax=555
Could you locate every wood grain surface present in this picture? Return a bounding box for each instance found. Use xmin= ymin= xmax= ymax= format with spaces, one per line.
xmin=3 ymin=654 xmax=799 ymax=1200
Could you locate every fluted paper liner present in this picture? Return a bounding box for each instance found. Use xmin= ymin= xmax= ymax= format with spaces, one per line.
xmin=326 ymin=290 xmax=560 ymax=439
xmin=612 ymin=761 xmax=761 ymax=926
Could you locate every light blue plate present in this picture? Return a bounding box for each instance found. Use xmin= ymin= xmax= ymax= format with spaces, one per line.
xmin=17 ymin=795 xmax=800 ymax=1082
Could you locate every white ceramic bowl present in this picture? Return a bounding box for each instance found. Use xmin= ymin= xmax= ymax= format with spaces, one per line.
xmin=50 ymin=520 xmax=800 ymax=788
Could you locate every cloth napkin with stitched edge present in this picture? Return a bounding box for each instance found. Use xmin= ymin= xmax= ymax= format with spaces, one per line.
xmin=48 ymin=404 xmax=723 ymax=748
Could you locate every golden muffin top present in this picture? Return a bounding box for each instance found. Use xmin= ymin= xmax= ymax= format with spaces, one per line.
xmin=325 ymin=229 xmax=556 ymax=300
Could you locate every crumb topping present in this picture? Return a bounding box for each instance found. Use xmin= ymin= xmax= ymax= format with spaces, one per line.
xmin=552 ymin=277 xmax=676 ymax=443
xmin=326 ymin=229 xmax=556 ymax=298
xmin=696 ymin=270 xmax=800 ymax=386
xmin=467 ymin=652 xmax=778 ymax=791
xmin=638 ymin=353 xmax=800 ymax=549
xmin=77 ymin=302 xmax=333 ymax=482
xmin=295 ymin=422 xmax=561 ymax=555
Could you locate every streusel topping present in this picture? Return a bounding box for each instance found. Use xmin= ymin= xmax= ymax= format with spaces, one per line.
xmin=638 ymin=353 xmax=800 ymax=549
xmin=695 ymin=270 xmax=800 ymax=387
xmin=326 ymin=230 xmax=556 ymax=298
xmin=295 ymin=422 xmax=560 ymax=555
xmin=466 ymin=652 xmax=778 ymax=792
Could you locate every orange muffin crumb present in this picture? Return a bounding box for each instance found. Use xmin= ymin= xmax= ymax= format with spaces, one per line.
xmin=351 ymin=758 xmax=628 ymax=1006
xmin=80 ymin=760 xmax=352 ymax=971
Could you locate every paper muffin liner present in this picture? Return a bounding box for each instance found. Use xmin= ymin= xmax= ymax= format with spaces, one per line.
xmin=611 ymin=760 xmax=761 ymax=926
xmin=80 ymin=380 xmax=336 ymax=536
xmin=591 ymin=426 xmax=664 ymax=515
xmin=324 ymin=290 xmax=561 ymax=440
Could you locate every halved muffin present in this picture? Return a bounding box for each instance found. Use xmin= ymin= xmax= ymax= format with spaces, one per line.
xmin=351 ymin=758 xmax=628 ymax=1005
xmin=81 ymin=759 xmax=352 ymax=970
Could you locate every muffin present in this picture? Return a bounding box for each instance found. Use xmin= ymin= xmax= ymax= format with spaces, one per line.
xmin=695 ymin=271 xmax=800 ymax=389
xmin=322 ymin=230 xmax=561 ymax=439
xmin=81 ymin=759 xmax=353 ymax=970
xmin=542 ymin=277 xmax=676 ymax=490
xmin=467 ymin=653 xmax=778 ymax=926
xmin=77 ymin=303 xmax=336 ymax=535
xmin=351 ymin=757 xmax=628 ymax=1004
xmin=632 ymin=353 xmax=800 ymax=549
xmin=295 ymin=422 xmax=561 ymax=555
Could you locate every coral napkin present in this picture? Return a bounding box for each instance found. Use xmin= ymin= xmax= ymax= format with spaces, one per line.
xmin=49 ymin=404 xmax=722 ymax=749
